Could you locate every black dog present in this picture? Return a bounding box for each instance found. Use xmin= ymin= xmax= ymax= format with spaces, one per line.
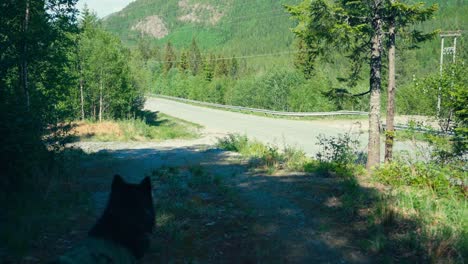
xmin=53 ymin=175 xmax=155 ymax=263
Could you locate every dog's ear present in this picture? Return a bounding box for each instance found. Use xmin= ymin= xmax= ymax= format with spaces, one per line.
xmin=112 ymin=174 xmax=125 ymax=190
xmin=140 ymin=176 xmax=152 ymax=192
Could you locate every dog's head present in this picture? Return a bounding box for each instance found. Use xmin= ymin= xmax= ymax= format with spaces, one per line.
xmin=90 ymin=175 xmax=155 ymax=259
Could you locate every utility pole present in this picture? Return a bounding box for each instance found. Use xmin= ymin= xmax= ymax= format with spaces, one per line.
xmin=437 ymin=30 xmax=461 ymax=116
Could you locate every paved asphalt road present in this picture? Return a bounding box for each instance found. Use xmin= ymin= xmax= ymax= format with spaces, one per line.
xmin=145 ymin=97 xmax=419 ymax=158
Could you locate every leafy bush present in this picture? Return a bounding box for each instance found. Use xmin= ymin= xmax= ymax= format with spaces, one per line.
xmin=315 ymin=133 xmax=360 ymax=164
xmin=216 ymin=134 xmax=250 ymax=152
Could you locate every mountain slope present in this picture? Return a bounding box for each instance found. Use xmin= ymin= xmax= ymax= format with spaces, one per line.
xmin=102 ymin=0 xmax=302 ymax=54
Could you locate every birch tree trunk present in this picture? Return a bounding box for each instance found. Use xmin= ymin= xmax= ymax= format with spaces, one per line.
xmin=99 ymin=76 xmax=103 ymax=122
xmin=79 ymin=63 xmax=85 ymax=120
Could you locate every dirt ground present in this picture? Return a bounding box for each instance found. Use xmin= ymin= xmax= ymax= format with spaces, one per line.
xmin=38 ymin=136 xmax=377 ymax=263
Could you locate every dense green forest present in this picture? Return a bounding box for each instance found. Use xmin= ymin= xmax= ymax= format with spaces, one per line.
xmin=103 ymin=0 xmax=467 ymax=115
xmin=0 ymin=2 xmax=145 ymax=193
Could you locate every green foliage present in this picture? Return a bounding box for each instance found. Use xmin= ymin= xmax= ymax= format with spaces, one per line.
xmin=189 ymin=37 xmax=203 ymax=75
xmin=315 ymin=133 xmax=360 ymax=165
xmin=217 ymin=133 xmax=466 ymax=262
xmin=216 ymin=134 xmax=308 ymax=173
xmin=100 ymin=0 xmax=466 ymax=116
xmin=375 ymin=159 xmax=466 ymax=197
xmin=0 ymin=0 xmax=79 ymax=191
xmin=77 ymin=9 xmax=145 ymax=120
xmin=163 ymin=41 xmax=177 ymax=73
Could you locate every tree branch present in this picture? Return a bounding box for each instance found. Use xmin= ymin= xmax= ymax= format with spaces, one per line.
xmin=353 ymin=89 xmax=371 ymax=97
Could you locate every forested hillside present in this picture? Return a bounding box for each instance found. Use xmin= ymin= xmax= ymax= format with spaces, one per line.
xmin=102 ymin=0 xmax=466 ymax=115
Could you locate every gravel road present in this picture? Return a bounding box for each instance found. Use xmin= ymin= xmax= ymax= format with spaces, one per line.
xmin=145 ymin=97 xmax=421 ymax=158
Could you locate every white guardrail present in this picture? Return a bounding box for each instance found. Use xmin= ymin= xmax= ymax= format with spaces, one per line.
xmin=154 ymin=94 xmax=453 ymax=134
xmin=154 ymin=94 xmax=369 ymax=117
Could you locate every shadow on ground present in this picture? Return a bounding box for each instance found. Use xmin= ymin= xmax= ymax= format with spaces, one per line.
xmin=3 ymin=145 xmax=427 ymax=263
xmin=77 ymin=145 xmax=415 ymax=263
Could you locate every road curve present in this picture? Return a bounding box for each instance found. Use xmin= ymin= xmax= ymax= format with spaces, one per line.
xmin=145 ymin=97 xmax=415 ymax=158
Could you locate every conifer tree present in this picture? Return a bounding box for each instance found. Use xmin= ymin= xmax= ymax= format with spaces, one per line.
xmin=230 ymin=56 xmax=239 ymax=79
xmin=204 ymin=54 xmax=215 ymax=82
xmin=179 ymin=51 xmax=189 ymax=73
xmin=164 ymin=41 xmax=176 ymax=73
xmin=286 ymin=0 xmax=437 ymax=169
xmin=215 ymin=56 xmax=229 ymax=77
xmin=189 ymin=37 xmax=202 ymax=75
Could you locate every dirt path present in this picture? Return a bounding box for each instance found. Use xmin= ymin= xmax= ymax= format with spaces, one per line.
xmin=71 ymin=137 xmax=374 ymax=263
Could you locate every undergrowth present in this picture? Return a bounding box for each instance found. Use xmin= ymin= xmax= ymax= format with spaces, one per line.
xmin=217 ymin=133 xmax=467 ymax=262
xmin=216 ymin=134 xmax=308 ymax=173
xmin=0 ymin=148 xmax=98 ymax=261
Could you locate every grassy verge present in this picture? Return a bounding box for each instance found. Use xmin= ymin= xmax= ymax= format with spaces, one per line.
xmin=146 ymin=165 xmax=257 ymax=262
xmin=72 ymin=111 xmax=202 ymax=142
xmin=0 ymin=149 xmax=102 ymax=262
xmin=216 ymin=134 xmax=309 ymax=174
xmin=216 ymin=133 xmax=467 ymax=262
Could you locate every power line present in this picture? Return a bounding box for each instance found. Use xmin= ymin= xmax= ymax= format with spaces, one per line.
xmin=153 ymin=49 xmax=307 ymax=64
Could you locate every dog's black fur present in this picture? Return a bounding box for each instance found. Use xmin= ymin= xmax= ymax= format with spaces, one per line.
xmin=88 ymin=174 xmax=155 ymax=259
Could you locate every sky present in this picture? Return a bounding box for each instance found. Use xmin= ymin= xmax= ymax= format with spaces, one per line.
xmin=76 ymin=0 xmax=135 ymax=18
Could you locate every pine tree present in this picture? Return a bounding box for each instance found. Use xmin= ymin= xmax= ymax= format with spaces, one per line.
xmin=189 ymin=37 xmax=202 ymax=75
xmin=215 ymin=56 xmax=229 ymax=77
xmin=179 ymin=51 xmax=189 ymax=73
xmin=230 ymin=56 xmax=239 ymax=79
xmin=204 ymin=54 xmax=215 ymax=82
xmin=164 ymin=41 xmax=176 ymax=73
xmin=286 ymin=0 xmax=437 ymax=170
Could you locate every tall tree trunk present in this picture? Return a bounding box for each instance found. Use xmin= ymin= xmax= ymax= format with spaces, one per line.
xmin=385 ymin=15 xmax=396 ymax=163
xmin=99 ymin=77 xmax=103 ymax=122
xmin=367 ymin=1 xmax=383 ymax=171
xmin=79 ymin=63 xmax=85 ymax=120
xmin=20 ymin=0 xmax=30 ymax=109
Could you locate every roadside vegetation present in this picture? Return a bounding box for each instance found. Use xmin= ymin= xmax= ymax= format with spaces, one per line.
xmin=72 ymin=112 xmax=201 ymax=142
xmin=217 ymin=133 xmax=467 ymax=262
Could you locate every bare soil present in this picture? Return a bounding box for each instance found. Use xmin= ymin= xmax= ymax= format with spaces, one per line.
xmin=39 ymin=136 xmax=377 ymax=263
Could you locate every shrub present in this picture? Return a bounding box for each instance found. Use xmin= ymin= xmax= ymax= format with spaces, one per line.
xmin=375 ymin=159 xmax=467 ymax=198
xmin=315 ymin=133 xmax=360 ymax=164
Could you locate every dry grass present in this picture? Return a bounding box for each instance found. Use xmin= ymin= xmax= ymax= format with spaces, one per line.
xmin=72 ymin=121 xmax=123 ymax=139
xmin=70 ymin=113 xmax=201 ymax=142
